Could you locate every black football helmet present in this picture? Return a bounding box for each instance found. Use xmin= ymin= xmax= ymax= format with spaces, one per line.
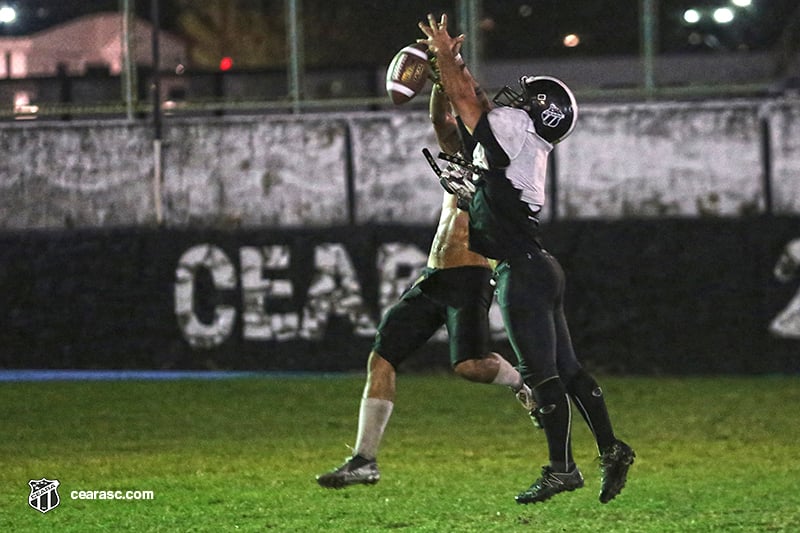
xmin=493 ymin=75 xmax=578 ymax=144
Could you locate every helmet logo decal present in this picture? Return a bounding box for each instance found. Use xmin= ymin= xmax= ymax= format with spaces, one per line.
xmin=541 ymin=103 xmax=565 ymax=128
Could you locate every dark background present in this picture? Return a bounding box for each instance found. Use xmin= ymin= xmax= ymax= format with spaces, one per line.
xmin=2 ymin=217 xmax=798 ymax=375
xmin=5 ymin=1 xmax=800 ymax=62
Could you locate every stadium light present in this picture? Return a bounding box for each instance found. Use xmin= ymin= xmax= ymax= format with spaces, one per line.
xmin=713 ymin=7 xmax=735 ymax=24
xmin=683 ymin=9 xmax=701 ymax=24
xmin=562 ymin=33 xmax=580 ymax=48
xmin=0 ymin=5 xmax=17 ymax=24
xmin=731 ymin=0 xmax=751 ymax=7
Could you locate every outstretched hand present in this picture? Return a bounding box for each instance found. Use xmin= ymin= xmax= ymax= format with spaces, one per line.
xmin=418 ymin=13 xmax=464 ymax=58
xmin=418 ymin=12 xmax=483 ymax=132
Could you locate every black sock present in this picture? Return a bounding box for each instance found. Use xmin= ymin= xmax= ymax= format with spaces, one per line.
xmin=565 ymin=368 xmax=616 ymax=453
xmin=533 ymin=377 xmax=574 ymax=472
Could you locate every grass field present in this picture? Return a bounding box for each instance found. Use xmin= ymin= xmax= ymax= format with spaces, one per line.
xmin=2 ymin=372 xmax=799 ymax=532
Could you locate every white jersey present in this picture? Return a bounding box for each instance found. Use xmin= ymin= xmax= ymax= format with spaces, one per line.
xmin=472 ymin=106 xmax=553 ymax=212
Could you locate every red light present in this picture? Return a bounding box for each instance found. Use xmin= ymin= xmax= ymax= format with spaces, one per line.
xmin=219 ymin=57 xmax=233 ymax=71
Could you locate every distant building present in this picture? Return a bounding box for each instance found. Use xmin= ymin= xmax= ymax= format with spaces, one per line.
xmin=0 ymin=11 xmax=187 ymax=79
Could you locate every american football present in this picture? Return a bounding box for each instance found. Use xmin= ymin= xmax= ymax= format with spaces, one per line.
xmin=385 ymin=42 xmax=430 ymax=105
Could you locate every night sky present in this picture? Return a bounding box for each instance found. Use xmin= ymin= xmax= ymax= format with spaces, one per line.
xmin=1 ymin=0 xmax=797 ymax=62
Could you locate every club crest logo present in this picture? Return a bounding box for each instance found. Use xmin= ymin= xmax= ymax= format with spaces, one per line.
xmin=541 ymin=103 xmax=565 ymax=128
xmin=28 ymin=478 xmax=60 ymax=514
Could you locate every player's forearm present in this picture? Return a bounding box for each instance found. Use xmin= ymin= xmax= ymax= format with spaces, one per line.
xmin=429 ymin=83 xmax=450 ymax=127
xmin=434 ymin=49 xmax=471 ymax=102
xmin=430 ymin=84 xmax=461 ymax=153
xmin=432 ymin=49 xmax=481 ymax=131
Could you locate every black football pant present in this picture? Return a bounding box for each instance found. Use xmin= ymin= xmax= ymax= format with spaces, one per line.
xmin=496 ymin=248 xmax=616 ymax=467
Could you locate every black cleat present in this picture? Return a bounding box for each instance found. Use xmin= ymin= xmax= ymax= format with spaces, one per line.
xmin=515 ymin=466 xmax=584 ymax=504
xmin=316 ymin=455 xmax=380 ymax=489
xmin=514 ymin=382 xmax=536 ymax=412
xmin=512 ymin=383 xmax=543 ymax=430
xmin=599 ymin=440 xmax=635 ymax=503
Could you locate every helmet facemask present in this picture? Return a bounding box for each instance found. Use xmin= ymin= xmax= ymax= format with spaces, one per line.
xmin=492 ymin=84 xmax=527 ymax=109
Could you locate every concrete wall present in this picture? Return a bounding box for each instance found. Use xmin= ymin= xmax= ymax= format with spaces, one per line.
xmin=768 ymin=100 xmax=800 ymax=213
xmin=164 ymin=117 xmax=349 ymax=227
xmin=0 ymin=122 xmax=154 ymax=227
xmin=556 ymin=100 xmax=765 ymax=217
xmin=1 ymin=97 xmax=799 ymax=230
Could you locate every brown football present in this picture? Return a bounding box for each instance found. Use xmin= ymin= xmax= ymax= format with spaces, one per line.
xmin=385 ymin=43 xmax=430 ymax=105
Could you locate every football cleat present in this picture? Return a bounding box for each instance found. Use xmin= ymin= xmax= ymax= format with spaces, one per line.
xmin=515 ymin=465 xmax=584 ymax=504
xmin=514 ymin=383 xmax=544 ymax=429
xmin=316 ymin=455 xmax=380 ymax=489
xmin=514 ymin=382 xmax=536 ymax=411
xmin=599 ymin=440 xmax=635 ymax=503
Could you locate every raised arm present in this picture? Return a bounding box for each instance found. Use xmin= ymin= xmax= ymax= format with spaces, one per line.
xmin=418 ymin=13 xmax=485 ymax=133
xmin=429 ymin=83 xmax=461 ymax=155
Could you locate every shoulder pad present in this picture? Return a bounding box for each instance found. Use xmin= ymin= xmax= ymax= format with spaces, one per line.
xmin=486 ymin=107 xmax=537 ymax=159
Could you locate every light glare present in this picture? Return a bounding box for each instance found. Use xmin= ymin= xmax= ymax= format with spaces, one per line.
xmin=713 ymin=7 xmax=735 ymax=24
xmin=0 ymin=5 xmax=17 ymax=24
xmin=683 ymin=9 xmax=701 ymax=24
xmin=562 ymin=33 xmax=580 ymax=48
xmin=732 ymin=0 xmax=751 ymax=7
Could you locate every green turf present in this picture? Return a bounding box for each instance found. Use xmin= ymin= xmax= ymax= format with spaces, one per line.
xmin=2 ymin=373 xmax=799 ymax=532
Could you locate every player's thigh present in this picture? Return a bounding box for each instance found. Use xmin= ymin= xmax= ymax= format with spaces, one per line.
xmin=496 ymin=259 xmax=560 ymax=382
xmin=446 ymin=301 xmax=492 ymax=364
xmin=373 ymin=287 xmax=446 ymax=366
xmin=502 ymin=302 xmax=558 ymax=374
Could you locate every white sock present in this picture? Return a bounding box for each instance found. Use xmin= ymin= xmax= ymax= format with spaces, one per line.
xmin=490 ymin=353 xmax=524 ymax=391
xmin=354 ymin=397 xmax=394 ymax=460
